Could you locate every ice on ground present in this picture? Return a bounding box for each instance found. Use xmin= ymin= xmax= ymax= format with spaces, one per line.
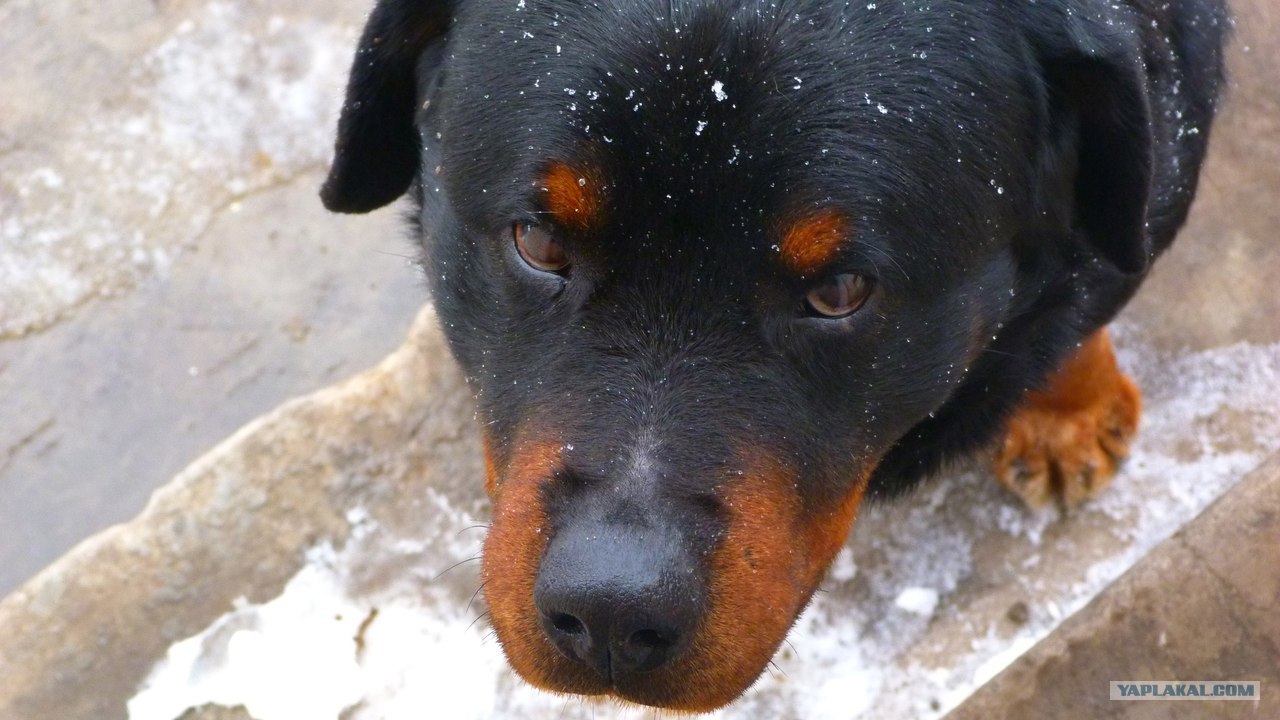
xmin=894 ymin=587 xmax=940 ymax=617
xmin=127 ymin=331 xmax=1280 ymax=720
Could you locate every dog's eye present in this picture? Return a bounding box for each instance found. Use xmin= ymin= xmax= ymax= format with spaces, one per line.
xmin=805 ymin=273 xmax=872 ymax=318
xmin=514 ymin=223 xmax=569 ymax=273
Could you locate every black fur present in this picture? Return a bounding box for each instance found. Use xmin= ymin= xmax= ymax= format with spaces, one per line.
xmin=323 ymin=0 xmax=1227 ymax=524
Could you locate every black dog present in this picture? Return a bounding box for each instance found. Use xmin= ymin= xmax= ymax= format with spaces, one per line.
xmin=322 ymin=0 xmax=1226 ymax=711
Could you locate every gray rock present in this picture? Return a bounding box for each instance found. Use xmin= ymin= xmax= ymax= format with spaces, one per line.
xmin=0 ymin=307 xmax=483 ymax=720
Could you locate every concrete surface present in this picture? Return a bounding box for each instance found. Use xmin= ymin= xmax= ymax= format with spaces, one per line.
xmin=0 ymin=0 xmax=425 ymax=595
xmin=945 ymin=451 xmax=1280 ymax=720
xmin=0 ymin=0 xmax=1277 ymax=718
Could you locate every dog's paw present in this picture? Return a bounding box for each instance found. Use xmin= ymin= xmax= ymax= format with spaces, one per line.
xmin=994 ymin=330 xmax=1141 ymax=510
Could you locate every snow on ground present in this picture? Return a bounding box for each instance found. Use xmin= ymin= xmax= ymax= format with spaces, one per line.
xmin=127 ymin=330 xmax=1280 ymax=720
xmin=0 ymin=2 xmax=354 ymax=338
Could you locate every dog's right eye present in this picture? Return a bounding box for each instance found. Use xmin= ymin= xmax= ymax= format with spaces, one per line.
xmin=805 ymin=273 xmax=873 ymax=319
xmin=514 ymin=223 xmax=570 ymax=274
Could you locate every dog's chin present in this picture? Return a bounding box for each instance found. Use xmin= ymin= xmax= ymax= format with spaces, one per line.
xmin=495 ymin=633 xmax=782 ymax=714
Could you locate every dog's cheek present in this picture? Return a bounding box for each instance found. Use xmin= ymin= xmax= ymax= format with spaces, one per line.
xmin=480 ymin=440 xmax=603 ymax=695
xmin=642 ymin=456 xmax=870 ymax=711
xmin=799 ymin=468 xmax=872 ymax=585
xmin=640 ymin=453 xmax=870 ymax=707
xmin=692 ymin=464 xmax=806 ymax=708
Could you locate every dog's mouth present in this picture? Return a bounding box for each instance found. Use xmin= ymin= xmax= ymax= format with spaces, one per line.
xmin=480 ymin=440 xmax=869 ymax=711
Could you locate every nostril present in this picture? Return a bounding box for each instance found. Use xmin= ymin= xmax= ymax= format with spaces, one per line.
xmin=550 ymin=612 xmax=585 ymax=636
xmin=628 ymin=628 xmax=672 ymax=651
xmin=540 ymin=609 xmax=595 ymax=666
xmin=620 ymin=626 xmax=680 ymax=673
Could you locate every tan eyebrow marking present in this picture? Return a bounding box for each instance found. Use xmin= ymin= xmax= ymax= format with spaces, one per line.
xmin=540 ymin=162 xmax=604 ymax=230
xmin=778 ymin=209 xmax=850 ymax=275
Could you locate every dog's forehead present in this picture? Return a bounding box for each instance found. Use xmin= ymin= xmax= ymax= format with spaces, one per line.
xmin=452 ymin=4 xmax=814 ymax=145
xmin=450 ymin=6 xmax=834 ymax=217
xmin=442 ymin=0 xmax=1027 ymax=263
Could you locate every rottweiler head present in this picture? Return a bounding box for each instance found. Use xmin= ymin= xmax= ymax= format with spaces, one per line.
xmin=323 ymin=0 xmax=1163 ymax=711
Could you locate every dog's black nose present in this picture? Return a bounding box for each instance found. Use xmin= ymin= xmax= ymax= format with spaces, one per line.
xmin=534 ymin=522 xmax=703 ymax=679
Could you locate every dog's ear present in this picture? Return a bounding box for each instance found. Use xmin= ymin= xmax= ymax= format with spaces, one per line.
xmin=321 ymin=1 xmax=454 ymax=214
xmin=1027 ymin=4 xmax=1155 ymax=275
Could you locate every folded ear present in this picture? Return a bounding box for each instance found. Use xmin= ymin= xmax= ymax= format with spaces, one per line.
xmin=321 ymin=0 xmax=454 ymax=214
xmin=1029 ymin=4 xmax=1155 ymax=275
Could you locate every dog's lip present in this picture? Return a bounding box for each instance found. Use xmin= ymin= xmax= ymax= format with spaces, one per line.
xmin=607 ymin=677 xmax=744 ymax=714
xmin=528 ymin=660 xmax=740 ymax=712
xmin=536 ymin=651 xmax=761 ymax=712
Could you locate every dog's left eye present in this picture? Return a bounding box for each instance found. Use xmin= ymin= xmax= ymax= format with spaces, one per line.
xmin=514 ymin=223 xmax=569 ymax=273
xmin=805 ymin=273 xmax=873 ymax=318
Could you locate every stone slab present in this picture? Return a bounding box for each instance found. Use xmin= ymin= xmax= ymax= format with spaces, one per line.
xmin=944 ymin=452 xmax=1280 ymax=720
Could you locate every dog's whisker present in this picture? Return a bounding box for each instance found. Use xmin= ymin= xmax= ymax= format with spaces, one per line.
xmin=431 ymin=555 xmax=481 ymax=582
xmin=859 ymin=242 xmax=912 ymax=283
xmin=464 ymin=580 xmax=489 ymax=616
xmin=784 ymin=638 xmax=800 ymax=658
xmin=464 ymin=610 xmax=491 ymax=634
